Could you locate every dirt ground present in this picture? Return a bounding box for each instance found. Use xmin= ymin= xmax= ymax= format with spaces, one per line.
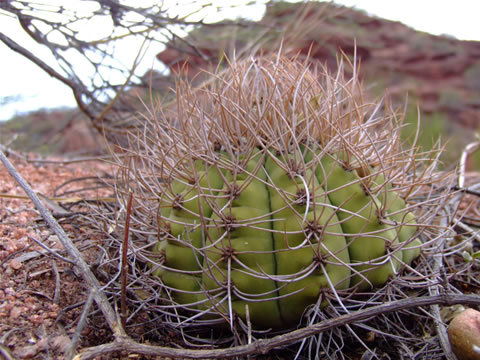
xmin=0 ymin=153 xmax=115 ymax=359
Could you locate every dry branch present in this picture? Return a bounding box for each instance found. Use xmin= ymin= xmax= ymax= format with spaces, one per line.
xmin=120 ymin=190 xmax=133 ymax=330
xmin=75 ymin=293 xmax=480 ymax=360
xmin=0 ymin=0 xmax=285 ymax=135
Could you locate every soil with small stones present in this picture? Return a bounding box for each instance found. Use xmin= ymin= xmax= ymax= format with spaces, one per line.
xmin=0 ymin=154 xmax=114 ymax=359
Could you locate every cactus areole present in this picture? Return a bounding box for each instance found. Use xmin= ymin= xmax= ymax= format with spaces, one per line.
xmin=135 ymin=56 xmax=425 ymax=330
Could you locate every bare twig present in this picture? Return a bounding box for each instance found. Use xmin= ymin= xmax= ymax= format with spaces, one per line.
xmin=0 ymin=143 xmax=26 ymax=161
xmin=66 ymin=290 xmax=96 ymax=360
xmin=51 ymin=260 xmax=61 ymax=304
xmin=74 ymin=293 xmax=480 ymax=360
xmin=454 ymin=220 xmax=480 ymax=242
xmin=28 ymin=236 xmax=75 ymax=264
xmin=0 ymin=1 xmax=275 ymax=134
xmin=0 ymin=32 xmax=92 ymax=119
xmin=429 ymin=257 xmax=456 ymax=360
xmin=0 ymin=345 xmax=15 ymax=360
xmin=0 ymin=193 xmax=116 ymax=204
xmin=0 ymin=32 xmax=79 ymax=94
xmin=24 ymin=154 xmax=125 ymax=165
xmin=120 ymin=190 xmax=133 ymax=331
xmin=0 ymin=328 xmax=22 ymax=360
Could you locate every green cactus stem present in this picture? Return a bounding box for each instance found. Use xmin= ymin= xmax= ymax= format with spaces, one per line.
xmin=123 ymin=55 xmax=435 ymax=330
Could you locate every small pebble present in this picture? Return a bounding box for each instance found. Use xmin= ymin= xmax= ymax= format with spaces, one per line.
xmin=448 ymin=308 xmax=480 ymax=360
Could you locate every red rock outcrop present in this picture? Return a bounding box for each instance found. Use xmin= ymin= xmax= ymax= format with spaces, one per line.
xmin=156 ymin=2 xmax=480 ymax=132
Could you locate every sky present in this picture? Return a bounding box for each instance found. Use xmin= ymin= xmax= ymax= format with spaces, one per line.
xmin=335 ymin=0 xmax=480 ymax=42
xmin=1 ymin=0 xmax=479 ymax=121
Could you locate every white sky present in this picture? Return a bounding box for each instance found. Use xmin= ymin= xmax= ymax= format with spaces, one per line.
xmin=336 ymin=0 xmax=480 ymax=41
xmin=0 ymin=0 xmax=479 ymax=121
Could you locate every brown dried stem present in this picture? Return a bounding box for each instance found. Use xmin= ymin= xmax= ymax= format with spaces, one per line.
xmin=75 ymin=293 xmax=480 ymax=360
xmin=120 ymin=190 xmax=134 ymax=330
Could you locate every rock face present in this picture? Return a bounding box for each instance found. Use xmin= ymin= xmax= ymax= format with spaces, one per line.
xmin=0 ymin=109 xmax=107 ymax=155
xmin=156 ymin=2 xmax=480 ymax=133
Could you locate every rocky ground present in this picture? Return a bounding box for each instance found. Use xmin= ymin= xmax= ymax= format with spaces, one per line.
xmin=0 ymin=154 xmax=115 ymax=359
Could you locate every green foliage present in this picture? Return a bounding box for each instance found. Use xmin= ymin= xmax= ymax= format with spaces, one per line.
xmin=400 ymin=108 xmax=463 ymax=166
xmin=402 ymin=109 xmax=447 ymax=148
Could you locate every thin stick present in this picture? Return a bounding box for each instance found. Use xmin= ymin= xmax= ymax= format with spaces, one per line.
xmin=428 ymin=208 xmax=456 ymax=360
xmin=0 ymin=345 xmax=15 ymax=360
xmin=74 ymin=293 xmax=480 ymax=360
xmin=66 ymin=290 xmax=96 ymax=360
xmin=121 ymin=190 xmax=134 ymax=331
xmin=0 ymin=150 xmax=124 ymax=337
xmin=28 ymin=236 xmax=75 ymax=264
xmin=51 ymin=260 xmax=61 ymax=304
xmin=245 ymin=304 xmax=252 ymax=345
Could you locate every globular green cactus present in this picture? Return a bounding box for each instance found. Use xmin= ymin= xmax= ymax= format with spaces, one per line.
xmin=129 ymin=56 xmax=431 ymax=330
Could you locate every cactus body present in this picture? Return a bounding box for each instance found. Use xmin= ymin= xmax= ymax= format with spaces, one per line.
xmin=127 ymin=56 xmax=430 ymax=330
xmin=151 ymin=148 xmax=419 ymax=328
